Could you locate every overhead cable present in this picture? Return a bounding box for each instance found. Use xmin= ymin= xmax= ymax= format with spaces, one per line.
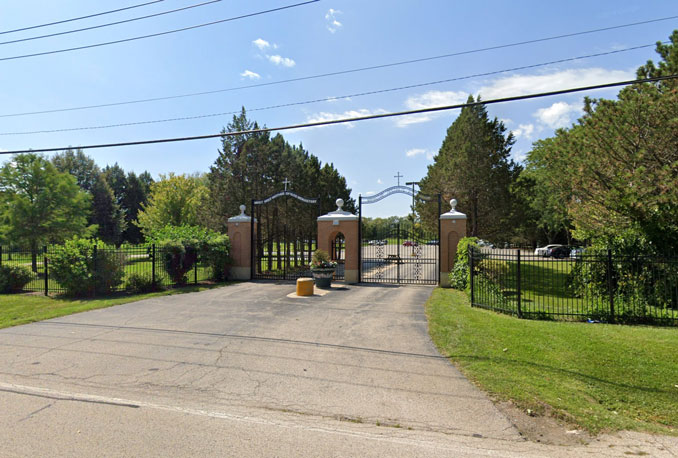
xmin=0 ymin=1 xmax=165 ymax=36
xmin=0 ymin=0 xmax=320 ymax=63
xmin=0 ymin=42 xmax=660 ymax=136
xmin=1 ymin=75 xmax=676 ymax=155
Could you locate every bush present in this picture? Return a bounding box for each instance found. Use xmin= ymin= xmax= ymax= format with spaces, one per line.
xmin=449 ymin=237 xmax=479 ymax=290
xmin=126 ymin=272 xmax=156 ymax=294
xmin=148 ymin=225 xmax=231 ymax=283
xmin=49 ymin=238 xmax=125 ymax=296
xmin=0 ymin=265 xmax=32 ymax=293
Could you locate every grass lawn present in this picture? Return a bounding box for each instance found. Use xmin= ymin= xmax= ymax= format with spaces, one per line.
xmin=426 ymin=287 xmax=678 ymax=435
xmin=0 ymin=283 xmax=230 ymax=330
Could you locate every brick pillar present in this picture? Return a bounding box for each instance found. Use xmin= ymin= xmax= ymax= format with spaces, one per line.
xmin=227 ymin=205 xmax=256 ymax=281
xmin=317 ymin=199 xmax=359 ymax=284
xmin=439 ymin=199 xmax=467 ymax=288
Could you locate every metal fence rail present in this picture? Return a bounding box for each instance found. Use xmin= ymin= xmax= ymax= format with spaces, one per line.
xmin=0 ymin=244 xmax=217 ymax=296
xmin=469 ymin=247 xmax=678 ymax=325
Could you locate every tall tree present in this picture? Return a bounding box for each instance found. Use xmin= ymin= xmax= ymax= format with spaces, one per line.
xmin=135 ymin=173 xmax=209 ymax=238
xmin=51 ymin=148 xmax=100 ymax=193
xmin=91 ymin=174 xmax=126 ymax=245
xmin=417 ymin=95 xmax=519 ymax=239
xmin=102 ymin=163 xmax=128 ymax=206
xmin=122 ymin=172 xmax=152 ymax=244
xmin=0 ymin=154 xmax=91 ymax=271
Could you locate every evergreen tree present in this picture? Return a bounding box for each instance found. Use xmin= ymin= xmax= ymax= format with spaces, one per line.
xmin=122 ymin=172 xmax=151 ymax=244
xmin=91 ymin=174 xmax=126 ymax=245
xmin=418 ymin=95 xmax=519 ymax=239
xmin=51 ymin=148 xmax=100 ymax=193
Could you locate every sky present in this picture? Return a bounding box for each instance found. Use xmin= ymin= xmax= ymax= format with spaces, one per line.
xmin=0 ymin=0 xmax=676 ymax=217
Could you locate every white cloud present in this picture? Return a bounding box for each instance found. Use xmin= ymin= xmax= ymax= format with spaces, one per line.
xmin=406 ymin=148 xmax=435 ymax=161
xmin=377 ymin=178 xmax=383 ymax=184
xmin=534 ymin=102 xmax=582 ymax=129
xmin=397 ymin=90 xmax=468 ymax=127
xmin=512 ymin=123 xmax=535 ymax=139
xmin=252 ymin=38 xmax=270 ymax=50
xmin=306 ymin=108 xmax=388 ymax=129
xmin=364 ymin=191 xmax=375 ymax=196
xmin=239 ymin=70 xmax=261 ymax=80
xmin=325 ymin=9 xmax=343 ymax=33
xmin=267 ymin=54 xmax=295 ymax=67
xmin=474 ymin=68 xmax=634 ymax=99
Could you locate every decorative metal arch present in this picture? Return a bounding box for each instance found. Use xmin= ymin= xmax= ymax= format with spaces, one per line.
xmin=253 ymin=190 xmax=318 ymax=205
xmin=360 ymin=186 xmax=436 ymax=205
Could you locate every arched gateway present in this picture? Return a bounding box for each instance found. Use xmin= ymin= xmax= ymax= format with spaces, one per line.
xmin=358 ymin=186 xmax=441 ymax=285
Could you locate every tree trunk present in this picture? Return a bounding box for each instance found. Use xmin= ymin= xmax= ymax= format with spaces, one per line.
xmin=30 ymin=240 xmax=38 ymax=273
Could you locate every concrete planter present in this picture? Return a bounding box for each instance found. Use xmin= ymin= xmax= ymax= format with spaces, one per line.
xmin=311 ymin=267 xmax=335 ymax=288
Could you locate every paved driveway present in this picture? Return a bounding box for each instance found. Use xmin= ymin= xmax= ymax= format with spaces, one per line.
xmin=0 ymin=283 xmax=674 ymax=457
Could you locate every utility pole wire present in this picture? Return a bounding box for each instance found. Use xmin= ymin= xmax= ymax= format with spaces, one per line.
xmin=0 ymin=1 xmax=165 ymax=35
xmin=0 ymin=0 xmax=319 ymax=63
xmin=2 ymin=75 xmax=676 ymax=156
xmin=0 ymin=0 xmax=221 ymax=47
xmin=0 ymin=41 xmax=662 ymax=136
xmin=0 ymin=13 xmax=675 ymax=117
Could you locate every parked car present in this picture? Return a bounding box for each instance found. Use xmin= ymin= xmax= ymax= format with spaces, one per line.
xmin=378 ymin=239 xmax=388 ymax=246
xmin=476 ymin=239 xmax=494 ymax=249
xmin=570 ymin=247 xmax=584 ymax=259
xmin=546 ymin=245 xmax=570 ymax=259
xmin=403 ymin=240 xmax=418 ymax=247
xmin=534 ymin=244 xmax=563 ymax=257
xmin=426 ymin=240 xmax=439 ymax=245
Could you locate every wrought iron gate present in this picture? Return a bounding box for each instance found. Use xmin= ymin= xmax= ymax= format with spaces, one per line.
xmin=251 ymin=190 xmax=319 ymax=281
xmin=359 ymin=186 xmax=440 ymax=285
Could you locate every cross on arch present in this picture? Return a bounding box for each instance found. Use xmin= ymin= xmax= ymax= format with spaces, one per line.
xmin=283 ymin=178 xmax=291 ymax=191
xmin=394 ymin=172 xmax=403 ymax=186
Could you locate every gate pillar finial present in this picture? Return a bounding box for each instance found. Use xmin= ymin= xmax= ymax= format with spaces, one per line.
xmin=439 ymin=198 xmax=467 ymax=288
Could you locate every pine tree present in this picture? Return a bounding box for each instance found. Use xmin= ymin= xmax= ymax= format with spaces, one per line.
xmin=91 ymin=174 xmax=126 ymax=245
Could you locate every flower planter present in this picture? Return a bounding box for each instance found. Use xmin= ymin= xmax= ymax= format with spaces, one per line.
xmin=311 ymin=267 xmax=335 ymax=288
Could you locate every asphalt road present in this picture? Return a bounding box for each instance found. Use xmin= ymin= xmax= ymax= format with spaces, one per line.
xmin=0 ymin=283 xmax=675 ymax=457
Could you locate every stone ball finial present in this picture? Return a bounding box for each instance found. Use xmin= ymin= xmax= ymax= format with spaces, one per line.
xmin=450 ymin=199 xmax=457 ymax=211
xmin=239 ymin=204 xmax=246 ymax=215
xmin=336 ymin=198 xmax=344 ymax=211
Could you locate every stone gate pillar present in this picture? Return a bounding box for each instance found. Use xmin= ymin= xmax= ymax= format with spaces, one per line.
xmin=439 ymin=199 xmax=467 ymax=288
xmin=227 ymin=205 xmax=256 ymax=281
xmin=317 ymin=199 xmax=359 ymax=284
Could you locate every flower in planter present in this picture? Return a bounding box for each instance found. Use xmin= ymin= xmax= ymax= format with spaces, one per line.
xmin=311 ymin=249 xmax=337 ymax=269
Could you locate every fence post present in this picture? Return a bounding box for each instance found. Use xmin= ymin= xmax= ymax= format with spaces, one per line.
xmin=151 ymin=244 xmax=156 ymax=288
xmin=607 ymin=249 xmax=615 ymax=322
xmin=469 ymin=246 xmax=475 ymax=306
xmin=516 ymin=249 xmax=522 ymax=318
xmin=43 ymin=246 xmax=48 ymax=296
xmin=0 ymin=245 xmax=3 ymax=267
xmin=92 ymin=244 xmax=98 ymax=297
xmin=194 ymin=250 xmax=198 ymax=285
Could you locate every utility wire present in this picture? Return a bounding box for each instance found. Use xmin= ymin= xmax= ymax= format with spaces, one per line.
xmin=0 ymin=1 xmax=165 ymax=36
xmin=0 ymin=0 xmax=319 ymax=63
xmin=2 ymin=75 xmax=675 ymax=155
xmin=0 ymin=42 xmax=660 ymax=136
xmin=0 ymin=1 xmax=221 ymax=47
xmin=0 ymin=13 xmax=674 ymax=118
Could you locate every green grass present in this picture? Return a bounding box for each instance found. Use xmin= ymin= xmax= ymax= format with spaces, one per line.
xmin=0 ymin=283 xmax=230 ymax=330
xmin=426 ymin=288 xmax=678 ymax=435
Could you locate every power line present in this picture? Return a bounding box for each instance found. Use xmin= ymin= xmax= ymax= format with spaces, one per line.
xmin=0 ymin=0 xmax=320 ymax=63
xmin=0 ymin=42 xmax=660 ymax=136
xmin=0 ymin=1 xmax=165 ymax=36
xmin=2 ymin=75 xmax=675 ymax=155
xmin=0 ymin=0 xmax=221 ymax=47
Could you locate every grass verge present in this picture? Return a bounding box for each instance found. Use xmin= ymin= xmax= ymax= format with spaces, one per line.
xmin=426 ymin=287 xmax=678 ymax=435
xmin=0 ymin=283 xmax=231 ymax=330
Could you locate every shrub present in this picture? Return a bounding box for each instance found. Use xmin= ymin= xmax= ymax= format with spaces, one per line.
xmin=126 ymin=272 xmax=156 ymax=294
xmin=311 ymin=249 xmax=336 ymax=269
xmin=0 ymin=265 xmax=32 ymax=293
xmin=449 ymin=237 xmax=479 ymax=290
xmin=49 ymin=238 xmax=125 ymax=296
xmin=201 ymin=234 xmax=231 ymax=281
xmin=158 ymin=240 xmax=197 ymax=285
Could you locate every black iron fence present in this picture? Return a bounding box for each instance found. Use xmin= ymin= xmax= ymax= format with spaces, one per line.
xmin=469 ymin=247 xmax=678 ymax=325
xmin=0 ymin=244 xmax=219 ymax=296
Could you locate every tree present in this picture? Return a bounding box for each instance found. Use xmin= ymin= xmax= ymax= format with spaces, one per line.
xmin=51 ymin=148 xmax=101 ymax=193
xmin=122 ymin=172 xmax=152 ymax=244
xmin=0 ymin=154 xmax=91 ymax=271
xmin=417 ymin=95 xmax=519 ymax=239
xmin=135 ymin=173 xmax=209 ymax=238
xmin=91 ymin=174 xmax=126 ymax=245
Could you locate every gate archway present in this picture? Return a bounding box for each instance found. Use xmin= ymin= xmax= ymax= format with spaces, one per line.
xmin=359 ymin=186 xmax=441 ymax=285
xmin=251 ymin=190 xmax=319 ymax=281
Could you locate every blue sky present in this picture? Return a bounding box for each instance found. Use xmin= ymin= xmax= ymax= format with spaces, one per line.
xmin=0 ymin=0 xmax=676 ymax=217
